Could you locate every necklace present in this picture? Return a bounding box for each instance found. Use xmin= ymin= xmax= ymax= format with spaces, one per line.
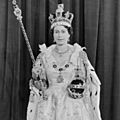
xmin=55 ymin=46 xmax=70 ymax=57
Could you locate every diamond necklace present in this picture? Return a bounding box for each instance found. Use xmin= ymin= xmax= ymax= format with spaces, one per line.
xmin=54 ymin=46 xmax=70 ymax=57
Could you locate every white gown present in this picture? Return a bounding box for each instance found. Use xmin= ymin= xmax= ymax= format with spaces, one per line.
xmin=27 ymin=43 xmax=102 ymax=120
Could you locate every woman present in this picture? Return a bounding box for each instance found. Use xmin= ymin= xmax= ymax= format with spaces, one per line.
xmin=27 ymin=3 xmax=102 ymax=120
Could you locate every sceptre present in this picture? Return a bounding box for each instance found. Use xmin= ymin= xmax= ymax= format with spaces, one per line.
xmin=12 ymin=0 xmax=35 ymax=64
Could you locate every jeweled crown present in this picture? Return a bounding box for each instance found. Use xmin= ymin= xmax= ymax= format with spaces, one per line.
xmin=49 ymin=4 xmax=74 ymax=29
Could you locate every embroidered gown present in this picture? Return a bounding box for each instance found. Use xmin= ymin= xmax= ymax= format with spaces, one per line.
xmin=27 ymin=43 xmax=102 ymax=120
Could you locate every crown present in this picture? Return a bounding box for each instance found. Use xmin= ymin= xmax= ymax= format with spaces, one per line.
xmin=49 ymin=4 xmax=74 ymax=29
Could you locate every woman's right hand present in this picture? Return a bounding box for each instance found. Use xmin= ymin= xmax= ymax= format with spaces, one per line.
xmin=32 ymin=65 xmax=42 ymax=79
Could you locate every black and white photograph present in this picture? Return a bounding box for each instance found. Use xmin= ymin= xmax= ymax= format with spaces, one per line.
xmin=0 ymin=0 xmax=120 ymax=120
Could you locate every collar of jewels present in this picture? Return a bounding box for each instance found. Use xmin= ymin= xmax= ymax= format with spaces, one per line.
xmin=49 ymin=3 xmax=74 ymax=29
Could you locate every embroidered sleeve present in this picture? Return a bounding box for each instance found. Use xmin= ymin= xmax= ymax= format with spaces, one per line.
xmin=30 ymin=53 xmax=48 ymax=91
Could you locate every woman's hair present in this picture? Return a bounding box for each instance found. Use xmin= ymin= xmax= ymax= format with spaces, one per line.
xmin=49 ymin=25 xmax=73 ymax=41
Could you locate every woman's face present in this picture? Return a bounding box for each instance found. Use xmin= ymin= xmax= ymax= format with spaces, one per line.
xmin=53 ymin=25 xmax=70 ymax=46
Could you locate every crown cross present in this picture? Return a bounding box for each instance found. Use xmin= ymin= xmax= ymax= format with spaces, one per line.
xmin=56 ymin=4 xmax=64 ymax=18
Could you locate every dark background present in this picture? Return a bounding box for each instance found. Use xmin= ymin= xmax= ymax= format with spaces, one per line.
xmin=0 ymin=0 xmax=120 ymax=120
